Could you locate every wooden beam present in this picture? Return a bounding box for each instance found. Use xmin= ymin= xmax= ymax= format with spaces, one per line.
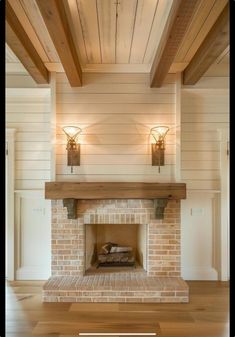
xmin=183 ymin=3 xmax=229 ymax=85
xmin=6 ymin=1 xmax=49 ymax=84
xmin=36 ymin=0 xmax=82 ymax=87
xmin=45 ymin=182 xmax=186 ymax=200
xmin=150 ymin=0 xmax=200 ymax=87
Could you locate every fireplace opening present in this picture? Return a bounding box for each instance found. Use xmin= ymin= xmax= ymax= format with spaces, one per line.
xmin=85 ymin=223 xmax=147 ymax=274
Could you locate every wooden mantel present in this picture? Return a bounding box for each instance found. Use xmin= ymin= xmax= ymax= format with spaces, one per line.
xmin=45 ymin=182 xmax=186 ymax=219
xmin=45 ymin=182 xmax=186 ymax=200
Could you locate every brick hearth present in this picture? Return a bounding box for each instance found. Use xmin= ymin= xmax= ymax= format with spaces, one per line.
xmin=43 ymin=272 xmax=188 ymax=303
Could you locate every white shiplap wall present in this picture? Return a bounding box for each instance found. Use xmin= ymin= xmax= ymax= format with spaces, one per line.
xmin=6 ymin=88 xmax=51 ymax=190
xmin=56 ymin=73 xmax=177 ymax=182
xmin=181 ymin=67 xmax=229 ymax=191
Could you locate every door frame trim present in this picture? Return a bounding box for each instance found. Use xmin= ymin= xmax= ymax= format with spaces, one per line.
xmin=6 ymin=128 xmax=16 ymax=280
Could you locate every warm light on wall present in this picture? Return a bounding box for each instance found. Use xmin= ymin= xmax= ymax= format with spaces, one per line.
xmin=151 ymin=126 xmax=169 ymax=173
xmin=62 ymin=126 xmax=81 ymax=173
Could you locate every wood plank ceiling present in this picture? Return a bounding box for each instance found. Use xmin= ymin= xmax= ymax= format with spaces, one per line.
xmin=5 ymin=0 xmax=229 ymax=86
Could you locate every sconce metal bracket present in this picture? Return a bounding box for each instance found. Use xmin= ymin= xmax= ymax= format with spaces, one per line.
xmin=63 ymin=198 xmax=78 ymax=219
xmin=154 ymin=198 xmax=168 ymax=219
xmin=67 ymin=144 xmax=80 ymax=166
xmin=152 ymin=144 xmax=164 ymax=166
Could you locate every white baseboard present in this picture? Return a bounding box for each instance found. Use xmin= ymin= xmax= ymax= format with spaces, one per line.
xmin=16 ymin=267 xmax=51 ymax=280
xmin=181 ymin=267 xmax=218 ymax=280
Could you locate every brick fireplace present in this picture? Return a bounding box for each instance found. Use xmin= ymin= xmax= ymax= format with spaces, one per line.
xmin=43 ymin=182 xmax=189 ymax=303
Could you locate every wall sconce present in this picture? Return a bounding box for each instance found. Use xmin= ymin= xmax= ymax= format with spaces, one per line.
xmin=62 ymin=126 xmax=81 ymax=173
xmin=151 ymin=126 xmax=169 ymax=173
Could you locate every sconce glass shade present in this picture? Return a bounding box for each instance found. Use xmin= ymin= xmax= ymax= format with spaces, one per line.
xmin=150 ymin=126 xmax=169 ymax=143
xmin=62 ymin=126 xmax=81 ymax=141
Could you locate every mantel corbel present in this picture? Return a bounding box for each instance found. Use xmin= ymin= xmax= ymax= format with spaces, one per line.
xmin=154 ymin=198 xmax=169 ymax=219
xmin=63 ymin=198 xmax=78 ymax=219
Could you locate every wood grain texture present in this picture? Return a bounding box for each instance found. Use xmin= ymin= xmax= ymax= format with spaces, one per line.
xmin=19 ymin=0 xmax=60 ymax=62
xmin=36 ymin=0 xmax=82 ymax=86
xmin=7 ymin=0 xmax=50 ymax=63
xmin=6 ymin=0 xmax=49 ymax=84
xmin=183 ymin=3 xmax=229 ymax=85
xmin=150 ymin=0 xmax=201 ymax=87
xmin=6 ymin=280 xmax=229 ymax=337
xmin=45 ymin=182 xmax=186 ymax=200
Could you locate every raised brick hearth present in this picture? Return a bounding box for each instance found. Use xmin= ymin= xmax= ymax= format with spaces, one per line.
xmin=43 ymin=198 xmax=189 ymax=302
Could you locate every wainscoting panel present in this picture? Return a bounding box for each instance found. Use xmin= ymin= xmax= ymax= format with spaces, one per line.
xmin=15 ymin=191 xmax=51 ymax=280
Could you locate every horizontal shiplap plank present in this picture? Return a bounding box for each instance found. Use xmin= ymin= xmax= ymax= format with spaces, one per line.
xmin=181 ymin=170 xmax=220 ymax=180
xmin=181 ymin=132 xmax=219 ymax=141
xmin=16 ymin=142 xmax=51 ymax=151
xmin=6 ymin=96 xmax=50 ymax=103
xmin=15 ymin=151 xmax=51 ymax=160
xmin=16 ymin=161 xmax=51 ymax=170
xmin=16 ymin=132 xmax=51 ymax=142
xmin=182 ymin=114 xmax=229 ymax=123
xmin=56 ymin=113 xmax=175 ymax=125
xmin=181 ymin=180 xmax=220 ymax=190
xmin=181 ymin=142 xmax=219 ymax=151
xmin=56 ymin=82 xmax=176 ymax=94
xmin=6 ymin=113 xmax=50 ymax=123
xmin=56 ymin=154 xmax=175 ymax=165
xmin=181 ymin=161 xmax=220 ymax=170
xmin=56 ymin=134 xmax=175 ymax=145
xmin=6 ymin=103 xmax=50 ymax=113
xmin=182 ymin=88 xmax=229 ymax=95
xmin=182 ymin=96 xmax=228 ymax=105
xmin=56 ymin=72 xmax=176 ymax=84
xmin=15 ymin=180 xmax=49 ymax=190
xmin=180 ymin=105 xmax=228 ymax=113
xmin=56 ymin=93 xmax=175 ymax=104
xmin=6 ymin=123 xmax=51 ymax=132
xmin=56 ymin=103 xmax=175 ymax=114
xmin=181 ymin=151 xmax=220 ymax=161
xmin=56 ymin=144 xmax=175 ymax=155
xmin=15 ymin=170 xmax=51 ymax=180
xmin=56 ymin=174 xmax=176 ymax=182
xmin=181 ymin=123 xmax=228 ymax=132
xmin=56 ymin=164 xmax=174 ymax=175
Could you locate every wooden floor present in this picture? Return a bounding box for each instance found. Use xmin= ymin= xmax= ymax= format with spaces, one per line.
xmin=6 ymin=280 xmax=229 ymax=337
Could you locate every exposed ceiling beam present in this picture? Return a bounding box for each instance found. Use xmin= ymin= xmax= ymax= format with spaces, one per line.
xmin=183 ymin=3 xmax=229 ymax=85
xmin=6 ymin=0 xmax=49 ymax=84
xmin=36 ymin=0 xmax=82 ymax=87
xmin=150 ymin=0 xmax=201 ymax=88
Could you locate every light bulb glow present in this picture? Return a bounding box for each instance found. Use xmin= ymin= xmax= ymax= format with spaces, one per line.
xmin=62 ymin=126 xmax=82 ymax=141
xmin=150 ymin=126 xmax=169 ymax=143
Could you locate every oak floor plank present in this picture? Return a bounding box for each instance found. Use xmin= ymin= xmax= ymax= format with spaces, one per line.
xmin=32 ymin=321 xmax=160 ymax=334
xmin=6 ymin=280 xmax=229 ymax=337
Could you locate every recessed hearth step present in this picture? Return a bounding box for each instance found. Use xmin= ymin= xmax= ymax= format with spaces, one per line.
xmin=43 ymin=273 xmax=189 ymax=303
